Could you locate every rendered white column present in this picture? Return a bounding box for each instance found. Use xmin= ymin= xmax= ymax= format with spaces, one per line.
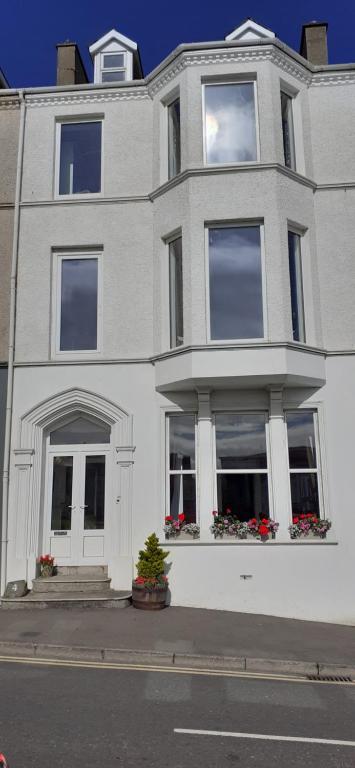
xmin=197 ymin=390 xmax=214 ymax=539
xmin=268 ymin=388 xmax=291 ymax=542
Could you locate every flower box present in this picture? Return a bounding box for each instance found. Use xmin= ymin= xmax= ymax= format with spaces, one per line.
xmin=289 ymin=514 xmax=331 ymax=539
xmin=164 ymin=514 xmax=200 ymax=539
xmin=210 ymin=511 xmax=279 ymax=541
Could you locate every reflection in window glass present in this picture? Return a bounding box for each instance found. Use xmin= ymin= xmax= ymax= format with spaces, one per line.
xmin=288 ymin=232 xmax=305 ymax=343
xmin=169 ymin=237 xmax=183 ymax=348
xmin=286 ymin=411 xmax=320 ymax=519
xmin=216 ymin=414 xmax=267 ymax=469
xmin=50 ymin=417 xmax=110 ymax=445
xmin=103 ymin=54 xmax=125 ymax=68
xmin=169 ymin=414 xmax=195 ymax=470
xmin=59 ymin=122 xmax=102 ymax=195
xmin=60 ymin=258 xmax=98 ymax=351
xmin=286 ymin=411 xmax=316 ymax=469
xmin=168 ymin=98 xmax=181 ymax=179
xmin=170 ymin=474 xmax=196 ymax=524
xmin=209 ymin=226 xmax=263 ymax=340
xmin=51 ymin=456 xmax=73 ymax=531
xmin=102 ymin=70 xmax=126 ymax=82
xmin=217 ymin=473 xmax=269 ymax=522
xmin=281 ymin=92 xmax=296 ymax=170
xmin=205 ymin=83 xmax=257 ymax=164
xmin=84 ymin=456 xmax=105 ymax=530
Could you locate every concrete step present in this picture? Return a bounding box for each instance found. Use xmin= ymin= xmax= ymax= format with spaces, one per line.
xmin=32 ymin=574 xmax=111 ymax=594
xmin=56 ymin=565 xmax=108 ymax=576
xmin=1 ymin=590 xmax=131 ymax=609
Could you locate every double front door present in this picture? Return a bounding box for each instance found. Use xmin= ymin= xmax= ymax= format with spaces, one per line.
xmin=46 ymin=447 xmax=109 ymax=565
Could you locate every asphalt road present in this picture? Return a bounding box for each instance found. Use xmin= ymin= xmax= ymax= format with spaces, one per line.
xmin=1 ymin=660 xmax=355 ymax=767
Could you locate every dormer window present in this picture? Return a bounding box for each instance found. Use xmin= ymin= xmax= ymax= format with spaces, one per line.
xmin=90 ymin=29 xmax=143 ymax=85
xmin=101 ymin=53 xmax=126 ymax=82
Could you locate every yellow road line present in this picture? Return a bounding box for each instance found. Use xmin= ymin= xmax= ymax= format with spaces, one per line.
xmin=0 ymin=654 xmax=353 ymax=686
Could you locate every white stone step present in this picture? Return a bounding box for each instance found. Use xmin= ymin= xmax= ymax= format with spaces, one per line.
xmin=32 ymin=574 xmax=111 ymax=594
xmin=1 ymin=590 xmax=131 ymax=609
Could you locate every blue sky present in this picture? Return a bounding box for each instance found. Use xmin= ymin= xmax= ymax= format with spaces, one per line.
xmin=2 ymin=0 xmax=355 ymax=87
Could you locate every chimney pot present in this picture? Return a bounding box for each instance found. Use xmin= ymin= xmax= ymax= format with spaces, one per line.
xmin=300 ymin=21 xmax=328 ymax=65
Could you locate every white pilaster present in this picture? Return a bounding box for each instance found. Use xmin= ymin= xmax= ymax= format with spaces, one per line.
xmin=268 ymin=388 xmax=291 ymax=541
xmin=197 ymin=390 xmax=214 ymax=538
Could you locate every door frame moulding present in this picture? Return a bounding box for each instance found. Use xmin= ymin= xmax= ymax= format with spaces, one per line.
xmin=10 ymin=388 xmax=135 ymax=589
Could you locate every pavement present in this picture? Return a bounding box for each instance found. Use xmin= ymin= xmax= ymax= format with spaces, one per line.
xmin=0 ymin=605 xmax=355 ymax=676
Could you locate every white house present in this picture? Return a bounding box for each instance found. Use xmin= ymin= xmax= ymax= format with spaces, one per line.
xmin=1 ymin=19 xmax=355 ymax=622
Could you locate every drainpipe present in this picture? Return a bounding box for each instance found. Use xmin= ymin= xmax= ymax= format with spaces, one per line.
xmin=1 ymin=90 xmax=26 ymax=595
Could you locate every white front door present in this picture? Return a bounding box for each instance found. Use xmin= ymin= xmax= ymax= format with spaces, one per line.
xmin=45 ymin=446 xmax=109 ymax=565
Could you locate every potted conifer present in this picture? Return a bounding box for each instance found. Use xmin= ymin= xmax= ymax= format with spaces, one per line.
xmin=132 ymin=533 xmax=169 ymax=610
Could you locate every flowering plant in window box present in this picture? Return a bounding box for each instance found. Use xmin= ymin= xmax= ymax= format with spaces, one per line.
xmin=210 ymin=511 xmax=279 ymax=541
xmin=38 ymin=554 xmax=55 ymax=578
xmin=164 ymin=514 xmax=200 ymax=539
xmin=289 ymin=514 xmax=332 ymax=539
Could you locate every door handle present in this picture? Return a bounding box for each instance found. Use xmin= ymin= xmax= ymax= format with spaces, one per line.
xmin=68 ymin=505 xmax=76 ymax=509
xmin=80 ymin=505 xmax=88 ymax=509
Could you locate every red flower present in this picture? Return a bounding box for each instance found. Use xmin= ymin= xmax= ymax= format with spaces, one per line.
xmin=225 ymin=508 xmax=232 ymax=515
xmin=293 ymin=516 xmax=299 ymax=524
xmin=258 ymin=524 xmax=269 ymax=537
xmin=261 ymin=518 xmax=269 ymax=525
xmin=300 ymin=514 xmax=306 ymax=519
xmin=212 ymin=510 xmax=218 ymax=516
xmin=165 ymin=516 xmax=173 ymax=522
xmin=178 ymin=513 xmax=185 ymax=522
xmin=249 ymin=517 xmax=257 ymax=524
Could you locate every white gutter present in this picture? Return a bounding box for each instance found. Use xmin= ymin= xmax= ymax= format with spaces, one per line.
xmin=1 ymin=90 xmax=26 ymax=595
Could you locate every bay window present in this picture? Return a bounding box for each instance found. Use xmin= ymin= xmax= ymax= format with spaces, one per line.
xmin=215 ymin=413 xmax=270 ymax=521
xmin=286 ymin=411 xmax=320 ymax=518
xmin=281 ymin=91 xmax=296 ymax=170
xmin=167 ymin=415 xmax=197 ymax=524
xmin=168 ymin=97 xmax=181 ymax=179
xmin=169 ymin=236 xmax=183 ymax=348
xmin=204 ymin=82 xmax=257 ymax=164
xmin=288 ymin=231 xmax=305 ymax=343
xmin=208 ymin=225 xmax=264 ymax=340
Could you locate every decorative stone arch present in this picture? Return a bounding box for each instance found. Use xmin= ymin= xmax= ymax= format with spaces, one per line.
xmin=12 ymin=388 xmax=135 ymax=588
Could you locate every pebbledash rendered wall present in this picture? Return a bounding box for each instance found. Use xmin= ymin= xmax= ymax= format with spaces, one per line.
xmin=4 ymin=36 xmax=355 ymax=622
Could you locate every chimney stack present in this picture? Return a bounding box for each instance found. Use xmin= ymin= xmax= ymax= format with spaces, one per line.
xmin=300 ymin=22 xmax=328 ymax=65
xmin=56 ymin=42 xmax=89 ymax=86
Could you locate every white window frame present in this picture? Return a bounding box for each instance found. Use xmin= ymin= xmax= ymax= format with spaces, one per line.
xmin=202 ymin=79 xmax=260 ymax=167
xmin=165 ymin=413 xmax=198 ymax=524
xmin=285 ymin=408 xmax=326 ymax=521
xmin=54 ymin=117 xmax=104 ymax=200
xmin=212 ymin=411 xmax=273 ymax=519
xmin=100 ymin=51 xmax=127 ymax=82
xmin=205 ymin=221 xmax=268 ymax=344
xmin=167 ymin=95 xmax=181 ymax=180
xmin=280 ymin=90 xmax=296 ymax=171
xmin=52 ymin=251 xmax=103 ymax=359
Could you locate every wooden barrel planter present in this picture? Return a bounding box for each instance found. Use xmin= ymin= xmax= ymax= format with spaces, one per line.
xmin=132 ymin=584 xmax=168 ymax=610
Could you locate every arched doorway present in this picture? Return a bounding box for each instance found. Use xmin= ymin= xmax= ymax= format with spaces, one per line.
xmin=44 ymin=415 xmax=112 ymax=565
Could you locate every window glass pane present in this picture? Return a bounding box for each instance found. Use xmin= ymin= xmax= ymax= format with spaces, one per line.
xmin=50 ymin=417 xmax=110 ymax=445
xmin=209 ymin=226 xmax=263 ymax=340
xmin=281 ymin=92 xmax=296 ymax=170
xmin=51 ymin=456 xmax=73 ymax=530
xmin=102 ymin=70 xmax=126 ymax=82
xmin=60 ymin=258 xmax=98 ymax=351
xmin=59 ymin=122 xmax=102 ymax=195
xmin=216 ymin=414 xmax=267 ymax=469
xmin=170 ymin=474 xmax=196 ymax=523
xmin=290 ymin=473 xmax=319 ymax=518
xmin=169 ymin=237 xmax=183 ymax=347
xmin=169 ymin=415 xmax=195 ymax=470
xmin=286 ymin=412 xmax=317 ymax=469
xmin=84 ymin=456 xmax=105 ymax=529
xmin=217 ymin=473 xmax=269 ymax=522
xmin=103 ymin=54 xmax=124 ymax=68
xmin=168 ymin=98 xmax=181 ymax=178
xmin=288 ymin=232 xmax=305 ymax=343
xmin=205 ymin=83 xmax=257 ymax=164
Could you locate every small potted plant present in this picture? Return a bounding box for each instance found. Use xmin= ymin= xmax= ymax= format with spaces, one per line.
xmin=132 ymin=533 xmax=169 ymax=610
xmin=39 ymin=554 xmax=55 ymax=578
xmin=289 ymin=514 xmax=332 ymax=539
